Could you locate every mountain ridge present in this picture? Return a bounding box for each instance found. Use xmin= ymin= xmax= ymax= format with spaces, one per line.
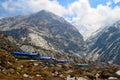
xmin=86 ymin=20 xmax=120 ymax=64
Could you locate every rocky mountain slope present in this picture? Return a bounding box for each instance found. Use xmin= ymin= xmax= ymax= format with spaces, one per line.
xmin=0 ymin=10 xmax=84 ymax=54
xmin=0 ymin=33 xmax=21 ymax=52
xmin=0 ymin=34 xmax=119 ymax=80
xmin=86 ymin=20 xmax=120 ymax=64
xmin=0 ymin=33 xmax=86 ymax=64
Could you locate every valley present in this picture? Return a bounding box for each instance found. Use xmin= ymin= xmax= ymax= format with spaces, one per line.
xmin=0 ymin=10 xmax=120 ymax=80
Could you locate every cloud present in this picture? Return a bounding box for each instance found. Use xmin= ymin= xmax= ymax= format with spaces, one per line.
xmin=65 ymin=0 xmax=120 ymax=39
xmin=1 ymin=0 xmax=15 ymax=12
xmin=113 ymin=0 xmax=120 ymax=4
xmin=1 ymin=0 xmax=31 ymax=15
xmin=27 ymin=0 xmax=66 ymax=16
xmin=106 ymin=1 xmax=112 ymax=6
xmin=1 ymin=0 xmax=66 ymax=16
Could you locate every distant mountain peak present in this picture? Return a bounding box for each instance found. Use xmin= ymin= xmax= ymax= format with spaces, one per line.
xmin=35 ymin=9 xmax=58 ymax=17
xmin=36 ymin=10 xmax=51 ymax=15
xmin=39 ymin=9 xmax=50 ymax=13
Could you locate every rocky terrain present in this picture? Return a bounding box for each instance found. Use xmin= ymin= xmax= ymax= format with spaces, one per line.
xmin=86 ymin=20 xmax=120 ymax=64
xmin=0 ymin=47 xmax=120 ymax=80
xmin=0 ymin=30 xmax=119 ymax=80
xmin=0 ymin=33 xmax=21 ymax=52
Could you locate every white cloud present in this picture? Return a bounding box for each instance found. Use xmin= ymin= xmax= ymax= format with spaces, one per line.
xmin=113 ymin=0 xmax=120 ymax=4
xmin=106 ymin=1 xmax=112 ymax=6
xmin=1 ymin=0 xmax=30 ymax=14
xmin=1 ymin=0 xmax=66 ymax=16
xmin=27 ymin=0 xmax=66 ymax=16
xmin=1 ymin=1 xmax=15 ymax=12
xmin=65 ymin=0 xmax=120 ymax=39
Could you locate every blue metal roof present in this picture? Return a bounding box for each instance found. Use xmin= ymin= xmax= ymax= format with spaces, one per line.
xmin=12 ymin=52 xmax=39 ymax=57
xmin=40 ymin=56 xmax=55 ymax=60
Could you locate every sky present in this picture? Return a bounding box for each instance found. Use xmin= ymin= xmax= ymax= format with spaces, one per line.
xmin=0 ymin=0 xmax=120 ymax=39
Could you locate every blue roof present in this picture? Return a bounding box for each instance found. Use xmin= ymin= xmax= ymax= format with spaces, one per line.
xmin=12 ymin=52 xmax=39 ymax=57
xmin=40 ymin=56 xmax=55 ymax=60
xmin=56 ymin=59 xmax=70 ymax=63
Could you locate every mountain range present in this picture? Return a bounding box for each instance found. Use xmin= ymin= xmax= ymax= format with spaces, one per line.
xmin=0 ymin=10 xmax=120 ymax=65
xmin=0 ymin=9 xmax=120 ymax=80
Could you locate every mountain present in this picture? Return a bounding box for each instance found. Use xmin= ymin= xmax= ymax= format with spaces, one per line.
xmin=0 ymin=10 xmax=84 ymax=54
xmin=86 ymin=20 xmax=120 ymax=64
xmin=1 ymin=11 xmax=120 ymax=80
